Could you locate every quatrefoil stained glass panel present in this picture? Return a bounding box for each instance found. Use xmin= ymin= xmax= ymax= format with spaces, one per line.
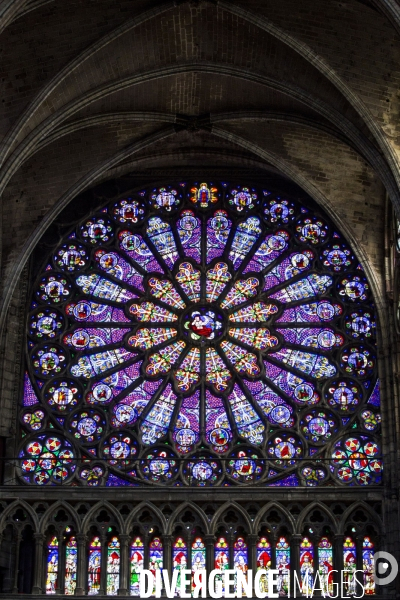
xmin=20 ymin=181 xmax=382 ymax=487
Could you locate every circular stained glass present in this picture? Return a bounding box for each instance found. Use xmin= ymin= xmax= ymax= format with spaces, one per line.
xmin=21 ymin=181 xmax=381 ymax=487
xmin=19 ymin=433 xmax=76 ymax=485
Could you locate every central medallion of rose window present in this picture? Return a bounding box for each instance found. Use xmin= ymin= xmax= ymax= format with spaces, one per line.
xmin=184 ymin=307 xmax=224 ymax=342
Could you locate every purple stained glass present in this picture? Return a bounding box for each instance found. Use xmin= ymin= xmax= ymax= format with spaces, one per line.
xmin=111 ymin=380 xmax=162 ymax=428
xmin=118 ymin=231 xmax=163 ymax=273
xmin=206 ymin=210 xmax=232 ymax=263
xmin=264 ymin=361 xmax=320 ymax=405
xmin=276 ymin=327 xmax=343 ymax=350
xmin=243 ymin=231 xmax=289 ymax=273
xmin=228 ymin=217 xmax=262 ymax=268
xmin=66 ymin=301 xmax=130 ymax=324
xmin=173 ymin=391 xmax=200 ymax=453
xmin=205 ymin=390 xmax=232 ymax=453
xmin=177 ymin=210 xmax=201 ymax=263
xmin=23 ymin=372 xmax=40 ymax=406
xmin=276 ymin=301 xmax=342 ymax=324
xmin=269 ymin=274 xmax=333 ymax=303
xmin=368 ymin=379 xmax=380 ymax=407
xmin=22 ymin=180 xmax=380 ymax=488
xmin=94 ymin=249 xmax=145 ymax=291
xmin=243 ymin=380 xmax=294 ymax=427
xmin=63 ymin=327 xmax=129 ymax=351
xmin=86 ymin=361 xmax=142 ymax=405
xmin=263 ymin=250 xmax=314 ymax=290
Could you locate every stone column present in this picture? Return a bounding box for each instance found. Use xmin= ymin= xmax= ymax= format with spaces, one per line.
xmin=333 ymin=534 xmax=344 ymax=593
xmin=98 ymin=535 xmax=107 ymax=596
xmin=247 ymin=534 xmax=258 ymax=597
xmin=163 ymin=535 xmax=173 ymax=576
xmin=270 ymin=533 xmax=277 ymax=569
xmin=118 ymin=534 xmax=130 ymax=596
xmin=290 ymin=534 xmax=302 ymax=597
xmin=32 ymin=533 xmax=45 ymax=595
xmin=228 ymin=533 xmax=234 ymax=569
xmin=143 ymin=533 xmax=150 ymax=570
xmin=75 ymin=533 xmax=87 ymax=595
xmin=205 ymin=534 xmax=215 ymax=575
xmin=56 ymin=537 xmax=66 ymax=595
xmin=11 ymin=532 xmax=20 ymax=594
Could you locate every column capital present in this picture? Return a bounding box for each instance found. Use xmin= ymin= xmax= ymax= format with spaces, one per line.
xmin=291 ymin=534 xmax=303 ymax=543
xmin=76 ymin=533 xmax=87 ymax=545
xmin=33 ymin=532 xmax=45 ymax=543
xmin=204 ymin=534 xmax=215 ymax=543
xmin=163 ymin=534 xmax=174 ymax=545
xmin=247 ymin=534 xmax=258 ymax=543
xmin=119 ymin=534 xmax=130 ymax=545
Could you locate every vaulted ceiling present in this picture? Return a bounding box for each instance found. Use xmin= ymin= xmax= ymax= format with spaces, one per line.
xmin=1 ymin=0 xmax=400 ymax=322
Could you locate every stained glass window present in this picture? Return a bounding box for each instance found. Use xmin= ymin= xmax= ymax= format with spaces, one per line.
xmin=215 ymin=537 xmax=230 ymax=596
xmin=149 ymin=537 xmax=163 ymax=595
xmin=88 ymin=536 xmax=101 ymax=595
xmin=300 ymin=537 xmax=314 ymax=596
xmin=363 ymin=537 xmax=375 ymax=595
xmin=343 ymin=536 xmax=357 ymax=596
xmin=233 ymin=537 xmax=248 ymax=594
xmin=256 ymin=537 xmax=271 ymax=595
xmin=65 ymin=536 xmax=77 ymax=595
xmin=45 ymin=536 xmax=59 ymax=594
xmin=191 ymin=537 xmax=206 ymax=593
xmin=20 ymin=181 xmax=381 ymax=487
xmin=173 ymin=537 xmax=188 ymax=592
xmin=106 ymin=537 xmax=120 ymax=596
xmin=276 ymin=537 xmax=290 ymax=595
xmin=130 ymin=537 xmax=144 ymax=596
xmin=317 ymin=537 xmax=333 ymax=596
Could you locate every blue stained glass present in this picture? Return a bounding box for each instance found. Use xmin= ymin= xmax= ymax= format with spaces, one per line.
xmin=111 ymin=380 xmax=162 ymax=428
xmin=228 ymin=217 xmax=262 ymax=268
xmin=263 ymin=250 xmax=314 ymax=291
xmin=243 ymin=231 xmax=290 ymax=274
xmin=119 ymin=231 xmax=163 ymax=273
xmin=275 ymin=538 xmax=290 ymax=594
xmin=205 ymin=390 xmax=232 ymax=453
xmin=228 ymin=384 xmax=265 ymax=444
xmin=207 ymin=210 xmax=232 ymax=263
xmin=276 ymin=301 xmax=342 ymax=324
xmin=177 ymin=210 xmax=201 ymax=263
xmin=147 ymin=217 xmax=179 ymax=269
xmin=276 ymin=327 xmax=343 ymax=350
xmin=86 ymin=362 xmax=142 ymax=405
xmin=75 ymin=274 xmax=137 ymax=303
xmin=46 ymin=537 xmax=59 ymax=594
xmin=94 ymin=249 xmax=145 ymax=291
xmin=264 ymin=361 xmax=319 ymax=405
xmin=367 ymin=379 xmax=380 ymax=407
xmin=269 ymin=348 xmax=336 ymax=378
xmin=140 ymin=384 xmax=177 ymax=444
xmin=70 ymin=348 xmax=136 ymax=379
xmin=269 ymin=274 xmax=332 ymax=303
xmin=66 ymin=301 xmax=129 ymax=324
xmin=23 ymin=180 xmax=381 ymax=488
xmin=243 ymin=380 xmax=294 ymax=427
xmin=88 ymin=537 xmax=101 ymax=595
xmin=173 ymin=391 xmax=200 ymax=453
xmin=63 ymin=327 xmax=130 ymax=351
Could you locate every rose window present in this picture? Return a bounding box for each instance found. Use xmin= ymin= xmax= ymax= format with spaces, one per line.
xmin=20 ymin=181 xmax=381 ymax=487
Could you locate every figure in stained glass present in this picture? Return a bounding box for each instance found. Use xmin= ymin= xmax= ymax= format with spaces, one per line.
xmin=45 ymin=537 xmax=59 ymax=594
xmin=20 ymin=180 xmax=381 ymax=488
xmin=130 ymin=537 xmax=144 ymax=596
